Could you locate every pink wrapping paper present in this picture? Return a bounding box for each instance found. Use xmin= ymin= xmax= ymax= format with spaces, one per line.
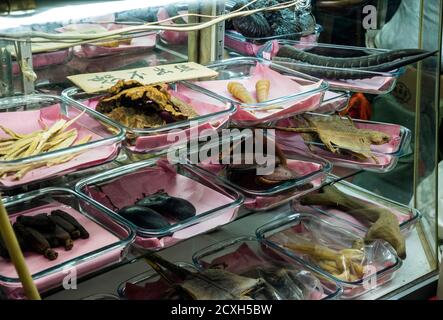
xmin=57 ymin=24 xmax=157 ymax=58
xmin=193 ymin=63 xmax=325 ymax=123
xmin=0 ymin=203 xmax=124 ymax=299
xmin=267 ymin=42 xmax=398 ymax=94
xmin=225 ymin=32 xmax=319 ymax=57
xmin=85 ymin=160 xmax=240 ymax=250
xmin=0 ymin=105 xmax=119 ymax=188
xmin=83 ymin=88 xmax=231 ymax=153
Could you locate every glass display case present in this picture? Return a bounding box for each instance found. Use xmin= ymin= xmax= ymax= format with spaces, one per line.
xmin=0 ymin=0 xmax=441 ymax=300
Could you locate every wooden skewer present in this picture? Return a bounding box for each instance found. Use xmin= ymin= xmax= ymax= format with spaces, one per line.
xmin=0 ymin=197 xmax=41 ymax=300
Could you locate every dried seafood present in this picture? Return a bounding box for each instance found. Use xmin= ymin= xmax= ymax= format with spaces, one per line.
xmin=96 ymin=80 xmax=199 ymax=129
xmin=300 ymin=185 xmax=406 ymax=259
xmin=0 ymin=112 xmax=92 ymax=180
xmin=266 ymin=115 xmax=391 ymax=162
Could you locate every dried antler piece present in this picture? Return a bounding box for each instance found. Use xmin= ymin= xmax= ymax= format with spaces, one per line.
xmin=255 ymin=79 xmax=270 ymax=102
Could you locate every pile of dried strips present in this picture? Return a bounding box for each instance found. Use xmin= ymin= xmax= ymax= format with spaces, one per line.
xmin=0 ymin=112 xmax=91 ymax=180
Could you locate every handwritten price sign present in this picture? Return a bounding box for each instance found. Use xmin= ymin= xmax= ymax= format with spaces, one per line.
xmin=67 ymin=62 xmax=218 ymax=93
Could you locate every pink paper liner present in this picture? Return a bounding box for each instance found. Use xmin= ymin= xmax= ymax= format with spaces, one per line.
xmin=0 ymin=105 xmax=119 ymax=188
xmin=57 ymin=23 xmax=157 ymax=58
xmin=12 ymin=50 xmax=70 ymax=74
xmin=267 ymin=41 xmax=398 ymax=94
xmin=193 ymin=63 xmax=325 ymax=124
xmin=82 ymin=88 xmax=231 ymax=153
xmin=225 ymin=32 xmax=319 ymax=57
xmin=316 ymin=91 xmax=349 ymax=114
xmin=0 ymin=203 xmax=124 ymax=299
xmin=85 ymin=160 xmax=240 ymax=250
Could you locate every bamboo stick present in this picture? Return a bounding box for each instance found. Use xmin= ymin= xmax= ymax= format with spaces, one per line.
xmin=0 ymin=197 xmax=41 ymax=300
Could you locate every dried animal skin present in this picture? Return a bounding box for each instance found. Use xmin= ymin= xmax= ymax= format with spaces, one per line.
xmin=256 ymin=79 xmax=270 ymax=102
xmin=227 ymin=82 xmax=257 ymax=104
xmin=106 ymin=107 xmax=165 ymax=129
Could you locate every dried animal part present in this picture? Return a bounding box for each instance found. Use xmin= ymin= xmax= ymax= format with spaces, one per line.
xmin=52 ymin=210 xmax=90 ymax=239
xmin=96 ymin=80 xmax=198 ymax=129
xmin=13 ymin=222 xmax=58 ymax=260
xmin=227 ymin=81 xmax=257 ymax=104
xmin=144 ymin=254 xmax=262 ymax=300
xmin=300 ymin=185 xmax=406 ymax=259
xmin=283 ymin=240 xmax=366 ymax=282
xmin=256 ymin=79 xmax=270 ymax=102
xmin=275 ymin=46 xmax=437 ymax=79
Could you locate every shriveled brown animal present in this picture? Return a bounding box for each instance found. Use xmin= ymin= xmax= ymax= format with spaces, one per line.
xmin=96 ymin=80 xmax=199 ymax=129
xmin=300 ymin=185 xmax=406 ymax=259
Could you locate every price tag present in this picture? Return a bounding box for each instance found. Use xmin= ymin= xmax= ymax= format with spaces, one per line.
xmin=67 ymin=62 xmax=219 ymax=93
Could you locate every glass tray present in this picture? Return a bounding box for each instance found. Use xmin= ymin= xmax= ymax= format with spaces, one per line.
xmin=0 ymin=187 xmax=135 ymax=300
xmin=62 ymin=81 xmax=236 ymax=155
xmin=183 ymin=57 xmax=329 ymax=126
xmin=75 ymin=157 xmax=244 ymax=250
xmin=256 ymin=213 xmax=402 ymax=299
xmin=0 ymin=94 xmax=125 ymax=190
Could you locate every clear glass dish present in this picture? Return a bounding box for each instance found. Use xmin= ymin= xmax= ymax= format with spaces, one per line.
xmin=75 ymin=157 xmax=244 ymax=250
xmin=183 ymin=57 xmax=329 ymax=126
xmin=0 ymin=187 xmax=135 ymax=300
xmin=259 ymin=40 xmax=404 ymax=94
xmin=62 ymin=81 xmax=236 ymax=155
xmin=256 ymin=213 xmax=402 ymax=299
xmin=192 ymin=236 xmax=342 ymax=300
xmin=224 ymin=24 xmax=322 ymax=57
xmin=292 ymin=175 xmax=422 ymax=235
xmin=184 ymin=130 xmax=332 ymax=211
xmin=81 ymin=293 xmax=122 ymax=300
xmin=117 ymin=262 xmax=198 ymax=299
xmin=0 ymin=94 xmax=125 ymax=190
